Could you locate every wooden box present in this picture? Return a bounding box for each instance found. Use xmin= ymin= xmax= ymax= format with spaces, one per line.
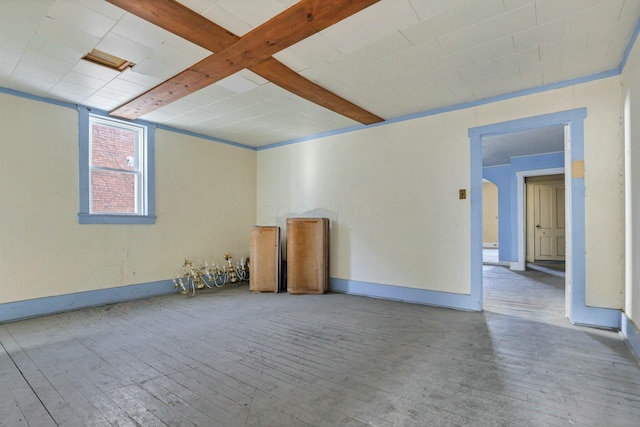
xmin=286 ymin=218 xmax=329 ymax=294
xmin=249 ymin=226 xmax=281 ymax=292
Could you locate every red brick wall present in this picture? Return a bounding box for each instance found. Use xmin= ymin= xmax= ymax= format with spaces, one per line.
xmin=91 ymin=123 xmax=137 ymax=213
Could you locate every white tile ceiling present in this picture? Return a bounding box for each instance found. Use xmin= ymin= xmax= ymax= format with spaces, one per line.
xmin=0 ymin=0 xmax=639 ymax=147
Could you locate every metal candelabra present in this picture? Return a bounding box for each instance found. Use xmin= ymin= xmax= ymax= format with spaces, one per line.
xmin=173 ymin=253 xmax=249 ymax=297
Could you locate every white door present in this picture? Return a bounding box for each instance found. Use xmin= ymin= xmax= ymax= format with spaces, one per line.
xmin=533 ymin=181 xmax=565 ymax=261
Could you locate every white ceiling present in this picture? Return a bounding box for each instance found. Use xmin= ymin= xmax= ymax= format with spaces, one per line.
xmin=482 ymin=125 xmax=565 ymax=166
xmin=1 ymin=0 xmax=638 ymax=148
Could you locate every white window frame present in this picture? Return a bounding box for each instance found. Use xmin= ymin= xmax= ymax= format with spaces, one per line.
xmin=78 ymin=107 xmax=156 ymax=224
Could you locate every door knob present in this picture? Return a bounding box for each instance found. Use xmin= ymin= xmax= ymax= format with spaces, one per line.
xmin=536 ymin=224 xmax=541 ymax=228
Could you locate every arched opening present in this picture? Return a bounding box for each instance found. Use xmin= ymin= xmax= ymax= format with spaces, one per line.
xmin=482 ymin=179 xmax=499 ymax=264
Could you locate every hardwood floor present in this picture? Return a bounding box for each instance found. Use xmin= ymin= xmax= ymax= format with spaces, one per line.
xmin=1 ymin=267 xmax=639 ymax=426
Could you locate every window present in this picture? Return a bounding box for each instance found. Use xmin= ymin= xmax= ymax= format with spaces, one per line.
xmin=78 ymin=108 xmax=155 ymax=224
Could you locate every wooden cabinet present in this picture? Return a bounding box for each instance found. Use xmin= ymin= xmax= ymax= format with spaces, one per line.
xmin=249 ymin=226 xmax=281 ymax=292
xmin=286 ymin=218 xmax=329 ymax=294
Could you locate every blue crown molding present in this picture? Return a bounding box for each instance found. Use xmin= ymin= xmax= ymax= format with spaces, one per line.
xmin=0 ymin=86 xmax=77 ymax=109
xmin=258 ymin=69 xmax=620 ymax=151
xmin=0 ymin=70 xmax=622 ymax=155
xmin=0 ymin=88 xmax=257 ymax=151
xmin=154 ymin=124 xmax=256 ymax=151
xmin=80 ymin=106 xmax=257 ymax=151
xmin=619 ymin=17 xmax=640 ymax=72
xmin=0 ymin=69 xmax=629 ymax=155
xmin=256 ymin=123 xmax=370 ymax=151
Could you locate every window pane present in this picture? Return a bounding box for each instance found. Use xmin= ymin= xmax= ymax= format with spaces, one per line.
xmin=91 ymin=122 xmax=138 ymax=171
xmin=91 ymin=169 xmax=137 ymax=213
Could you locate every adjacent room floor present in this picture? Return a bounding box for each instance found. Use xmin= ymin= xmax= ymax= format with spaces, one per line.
xmin=1 ymin=267 xmax=639 ymax=426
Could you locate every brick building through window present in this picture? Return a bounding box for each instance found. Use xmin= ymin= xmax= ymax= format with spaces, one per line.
xmin=89 ymin=116 xmax=145 ymax=215
xmin=91 ymin=123 xmax=137 ymax=213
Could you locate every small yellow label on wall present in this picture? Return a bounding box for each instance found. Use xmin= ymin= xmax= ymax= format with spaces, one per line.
xmin=572 ymin=160 xmax=585 ymax=178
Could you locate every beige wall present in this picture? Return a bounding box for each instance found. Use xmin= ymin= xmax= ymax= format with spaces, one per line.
xmin=257 ymin=77 xmax=624 ymax=308
xmin=258 ymin=109 xmax=473 ymax=294
xmin=622 ymin=33 xmax=640 ymax=325
xmin=0 ymin=93 xmax=256 ymax=304
xmin=577 ymin=79 xmax=625 ymax=308
xmin=0 ymin=72 xmax=627 ymax=312
xmin=482 ymin=181 xmax=498 ymax=245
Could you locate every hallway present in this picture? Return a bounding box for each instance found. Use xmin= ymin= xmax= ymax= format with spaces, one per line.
xmin=483 ymin=264 xmax=566 ymax=324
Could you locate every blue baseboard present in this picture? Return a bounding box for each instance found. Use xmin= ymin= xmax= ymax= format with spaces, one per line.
xmin=0 ymin=280 xmax=176 ymax=323
xmin=570 ymin=305 xmax=622 ymax=330
xmin=330 ymin=278 xmax=481 ymax=311
xmin=621 ymin=313 xmax=640 ymax=363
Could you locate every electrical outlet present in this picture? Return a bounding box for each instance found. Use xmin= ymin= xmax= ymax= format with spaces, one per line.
xmin=459 ymin=189 xmax=466 ymax=199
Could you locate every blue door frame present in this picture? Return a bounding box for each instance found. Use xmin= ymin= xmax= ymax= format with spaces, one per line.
xmin=469 ymin=108 xmax=620 ymax=329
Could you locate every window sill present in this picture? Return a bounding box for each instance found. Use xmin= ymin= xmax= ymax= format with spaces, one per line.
xmin=78 ymin=213 xmax=156 ymax=225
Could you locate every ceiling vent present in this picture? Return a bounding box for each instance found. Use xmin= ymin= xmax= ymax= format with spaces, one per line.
xmin=82 ymin=49 xmax=134 ymax=72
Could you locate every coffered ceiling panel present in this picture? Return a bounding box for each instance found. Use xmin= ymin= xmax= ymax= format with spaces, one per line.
xmin=215 ymin=0 xmax=287 ymax=28
xmin=46 ymin=0 xmax=116 ymax=38
xmin=321 ymin=0 xmax=420 ymax=54
xmin=0 ymin=0 xmax=638 ymax=147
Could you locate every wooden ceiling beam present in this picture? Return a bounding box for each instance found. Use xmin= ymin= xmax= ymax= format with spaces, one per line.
xmin=107 ymin=0 xmax=383 ymax=124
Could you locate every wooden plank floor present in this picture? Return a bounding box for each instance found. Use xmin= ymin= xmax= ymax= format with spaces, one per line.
xmin=1 ymin=267 xmax=639 ymax=426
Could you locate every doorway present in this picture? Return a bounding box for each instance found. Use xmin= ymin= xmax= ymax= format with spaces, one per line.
xmin=470 ymin=109 xmax=584 ymax=322
xmin=526 ymin=175 xmax=566 ymax=272
xmin=481 ymin=127 xmax=567 ymax=320
xmin=471 ymin=108 xmax=619 ymax=329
